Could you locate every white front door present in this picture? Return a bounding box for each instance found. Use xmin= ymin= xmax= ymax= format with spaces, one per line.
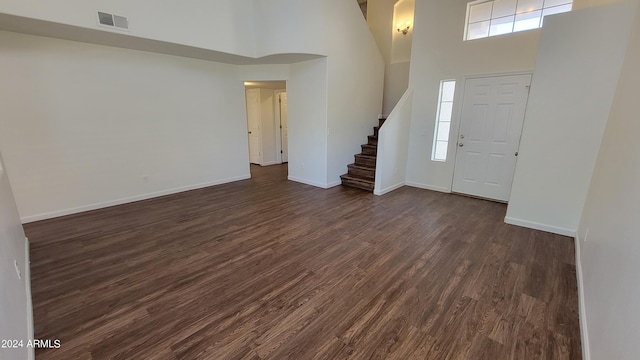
xmin=246 ymin=89 xmax=262 ymax=164
xmin=279 ymin=92 xmax=289 ymax=163
xmin=452 ymin=74 xmax=531 ymax=202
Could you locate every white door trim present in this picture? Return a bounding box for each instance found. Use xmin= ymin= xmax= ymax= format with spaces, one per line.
xmin=462 ymin=70 xmax=534 ymax=80
xmin=245 ymin=88 xmax=263 ymax=165
xmin=279 ymin=92 xmax=289 ymax=163
xmin=274 ymin=89 xmax=286 ymax=164
xmin=450 ymin=72 xmax=533 ymax=202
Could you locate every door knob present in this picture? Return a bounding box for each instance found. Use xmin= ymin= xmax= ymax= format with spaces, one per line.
xmin=248 ymin=131 xmax=252 ymax=134
xmin=459 ymin=143 xmax=464 ymax=147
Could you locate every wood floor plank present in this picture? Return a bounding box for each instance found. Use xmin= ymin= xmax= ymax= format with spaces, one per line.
xmin=24 ymin=164 xmax=581 ymax=359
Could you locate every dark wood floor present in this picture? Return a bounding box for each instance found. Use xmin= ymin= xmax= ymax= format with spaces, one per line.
xmin=25 ymin=164 xmax=581 ymax=359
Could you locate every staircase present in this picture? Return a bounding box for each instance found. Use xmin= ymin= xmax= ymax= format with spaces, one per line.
xmin=340 ymin=117 xmax=386 ymax=192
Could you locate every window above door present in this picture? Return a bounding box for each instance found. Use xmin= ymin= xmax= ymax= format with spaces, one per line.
xmin=464 ymin=0 xmax=573 ymax=41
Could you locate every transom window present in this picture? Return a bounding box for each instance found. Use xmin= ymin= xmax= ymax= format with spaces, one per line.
xmin=464 ymin=0 xmax=573 ymax=41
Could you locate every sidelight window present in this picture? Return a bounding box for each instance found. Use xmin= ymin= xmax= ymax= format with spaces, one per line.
xmin=432 ymin=80 xmax=456 ymax=162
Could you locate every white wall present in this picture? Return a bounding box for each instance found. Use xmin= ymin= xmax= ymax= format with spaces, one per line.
xmin=577 ymin=4 xmax=640 ymax=359
xmin=325 ymin=0 xmax=384 ymax=186
xmin=238 ymin=59 xmax=334 ymax=190
xmin=0 ymin=0 xmax=256 ymax=58
xmin=238 ymin=59 xmax=331 ymax=189
xmin=374 ymin=89 xmax=412 ymax=195
xmin=0 ymin=31 xmax=251 ymax=222
xmin=367 ymin=0 xmax=394 ymax=64
xmin=506 ymin=2 xmax=636 ymax=236
xmin=391 ymin=0 xmax=414 ymax=64
xmin=238 ymin=64 xmax=290 ymax=82
xmin=574 ymin=0 xmax=624 ymax=10
xmin=383 ymin=62 xmax=411 ymax=115
xmin=0 ymin=0 xmax=384 ymax=219
xmin=287 ymin=59 xmax=328 ymax=187
xmin=254 ymin=0 xmax=384 ymax=187
xmin=252 ymin=0 xmax=328 ymax=57
xmin=368 ymin=0 xmax=413 ymax=115
xmin=388 ymin=0 xmax=414 ymax=115
xmin=0 ymin=152 xmax=32 ymax=360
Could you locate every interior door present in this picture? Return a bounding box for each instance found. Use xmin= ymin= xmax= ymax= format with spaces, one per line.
xmin=279 ymin=92 xmax=289 ymax=163
xmin=452 ymin=74 xmax=531 ymax=202
xmin=246 ymin=89 xmax=262 ymax=164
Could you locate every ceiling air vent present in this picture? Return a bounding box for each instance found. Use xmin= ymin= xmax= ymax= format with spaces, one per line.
xmin=98 ymin=12 xmax=114 ymax=26
xmin=113 ymin=15 xmax=129 ymax=29
xmin=97 ymin=11 xmax=129 ymax=30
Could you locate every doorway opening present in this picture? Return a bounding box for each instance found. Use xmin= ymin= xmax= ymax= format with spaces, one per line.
xmin=244 ymin=81 xmax=288 ymax=177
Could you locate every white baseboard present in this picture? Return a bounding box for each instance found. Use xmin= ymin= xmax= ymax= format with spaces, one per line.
xmin=25 ymin=238 xmax=34 ymax=360
xmin=504 ymin=216 xmax=577 ymax=237
xmin=260 ymin=161 xmax=279 ymax=166
xmin=288 ymin=176 xmax=330 ymax=189
xmin=374 ymin=182 xmax=405 ymax=196
xmin=326 ymin=180 xmax=341 ymax=188
xmin=20 ymin=174 xmax=251 ymax=223
xmin=575 ymin=235 xmax=590 ymax=360
xmin=405 ymin=181 xmax=450 ymax=193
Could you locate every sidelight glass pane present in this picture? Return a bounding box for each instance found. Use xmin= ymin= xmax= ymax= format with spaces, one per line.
xmin=442 ymin=82 xmax=456 ymax=102
xmin=432 ymin=80 xmax=456 ymax=162
xmin=439 ymin=102 xmax=454 ymax=123
xmin=434 ymin=141 xmax=448 ymax=161
xmin=437 ymin=122 xmax=451 ymax=141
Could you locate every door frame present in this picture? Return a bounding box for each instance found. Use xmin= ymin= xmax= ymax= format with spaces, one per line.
xmin=245 ymin=88 xmax=263 ymax=165
xmin=274 ymin=89 xmax=287 ymax=164
xmin=450 ymin=71 xmax=533 ymax=202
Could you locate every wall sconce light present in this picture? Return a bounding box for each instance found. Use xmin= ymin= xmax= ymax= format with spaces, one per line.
xmin=397 ymin=21 xmax=411 ymax=35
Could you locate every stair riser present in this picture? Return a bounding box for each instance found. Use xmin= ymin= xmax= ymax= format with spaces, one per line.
xmin=341 ymin=178 xmax=374 ymax=191
xmin=340 ymin=116 xmax=383 ymax=192
xmin=348 ymin=167 xmax=375 ymax=180
xmin=361 ymin=146 xmax=377 ymax=156
xmin=355 ymin=156 xmax=376 ymax=167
